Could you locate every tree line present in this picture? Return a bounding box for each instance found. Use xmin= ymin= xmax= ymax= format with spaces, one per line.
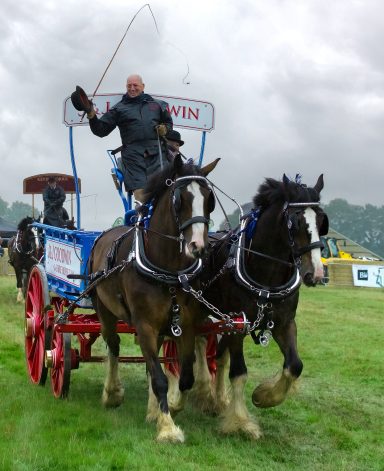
xmin=220 ymin=198 xmax=384 ymax=259
xmin=0 ymin=196 xmax=39 ymax=225
xmin=2 ymin=193 xmax=383 ymax=259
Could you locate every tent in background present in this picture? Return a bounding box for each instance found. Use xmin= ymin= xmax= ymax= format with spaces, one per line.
xmin=0 ymin=217 xmax=17 ymax=245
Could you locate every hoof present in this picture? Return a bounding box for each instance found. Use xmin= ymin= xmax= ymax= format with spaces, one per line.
xmin=252 ymin=370 xmax=295 ymax=408
xmin=252 ymin=388 xmax=283 ymax=408
xmin=220 ymin=417 xmax=262 ymax=440
xmin=156 ymin=425 xmax=185 ymax=443
xmin=102 ymin=386 xmax=124 ymax=408
xmin=156 ymin=412 xmax=185 ymax=443
xmin=241 ymin=421 xmax=263 ymax=440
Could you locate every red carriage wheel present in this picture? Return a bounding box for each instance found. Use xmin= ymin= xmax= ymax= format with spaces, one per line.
xmin=24 ymin=265 xmax=52 ymax=385
xmin=47 ymin=327 xmax=76 ymax=398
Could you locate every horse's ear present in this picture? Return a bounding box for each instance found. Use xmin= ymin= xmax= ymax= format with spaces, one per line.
xmin=314 ymin=174 xmax=324 ymax=193
xmin=200 ymin=158 xmax=220 ymax=177
xmin=173 ymin=154 xmax=183 ymax=173
xmin=282 ymin=174 xmax=290 ymax=186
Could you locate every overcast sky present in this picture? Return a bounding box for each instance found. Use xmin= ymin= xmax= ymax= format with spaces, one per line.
xmin=1 ymin=0 xmax=383 ymax=230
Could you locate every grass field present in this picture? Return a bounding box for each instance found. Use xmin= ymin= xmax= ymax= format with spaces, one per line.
xmin=0 ymin=276 xmax=383 ymax=471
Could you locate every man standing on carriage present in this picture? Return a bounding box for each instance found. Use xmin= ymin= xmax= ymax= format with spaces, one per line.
xmin=71 ymin=74 xmax=173 ymax=205
xmin=43 ymin=176 xmax=67 ymax=227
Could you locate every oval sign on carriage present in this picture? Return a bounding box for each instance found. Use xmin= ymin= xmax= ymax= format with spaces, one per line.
xmin=45 ymin=237 xmax=82 ymax=288
xmin=63 ymin=93 xmax=215 ymax=131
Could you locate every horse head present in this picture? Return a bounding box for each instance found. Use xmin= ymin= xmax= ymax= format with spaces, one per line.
xmin=283 ymin=174 xmax=328 ymax=285
xmin=251 ymin=174 xmax=328 ymax=286
xmin=17 ymin=216 xmax=34 ymax=232
xmin=143 ymin=155 xmax=220 ymax=260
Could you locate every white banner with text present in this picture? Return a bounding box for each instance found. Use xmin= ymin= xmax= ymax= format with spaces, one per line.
xmin=351 ymin=264 xmax=384 ymax=288
xmin=63 ymin=93 xmax=214 ymax=132
xmin=45 ymin=237 xmax=82 ymax=287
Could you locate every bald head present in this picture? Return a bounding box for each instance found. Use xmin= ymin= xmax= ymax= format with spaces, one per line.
xmin=126 ymin=74 xmax=145 ymax=98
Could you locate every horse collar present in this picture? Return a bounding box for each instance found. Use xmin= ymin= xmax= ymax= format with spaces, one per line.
xmin=131 ymin=223 xmax=203 ymax=286
xmin=231 ymin=211 xmax=302 ymax=300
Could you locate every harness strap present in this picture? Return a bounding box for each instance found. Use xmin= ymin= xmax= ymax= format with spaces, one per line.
xmin=179 ymin=216 xmax=210 ymax=231
xmin=293 ymin=240 xmax=324 ymax=257
xmin=133 ymin=225 xmax=203 ymax=285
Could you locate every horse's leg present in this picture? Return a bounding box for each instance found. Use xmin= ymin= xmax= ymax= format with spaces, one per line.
xmin=22 ymin=268 xmax=29 ymax=298
xmin=214 ymin=337 xmax=230 ymax=414
xmin=149 ymin=338 xmax=179 ymax=421
xmin=17 ymin=288 xmax=24 ymax=303
xmin=252 ymin=319 xmax=303 ymax=408
xmin=164 ymin=361 xmax=181 ymax=413
xmin=166 ymin=328 xmax=196 ymax=416
xmin=137 ymin=322 xmax=184 ymax=443
xmin=15 ymin=269 xmax=24 ymax=303
xmin=147 ymin=375 xmax=161 ymax=422
xmin=189 ymin=336 xmax=216 ymax=414
xmin=98 ymin=302 xmax=124 ymax=408
xmin=219 ymin=335 xmax=262 ymax=440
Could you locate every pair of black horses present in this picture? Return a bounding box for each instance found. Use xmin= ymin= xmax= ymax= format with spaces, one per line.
xmin=12 ymin=155 xmax=328 ymax=443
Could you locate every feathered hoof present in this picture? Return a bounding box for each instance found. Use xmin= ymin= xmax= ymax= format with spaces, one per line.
xmin=252 ymin=390 xmax=285 ymax=409
xmin=252 ymin=378 xmax=289 ymax=408
xmin=102 ymin=386 xmax=124 ymax=408
xmin=156 ymin=412 xmax=185 ymax=443
xmin=219 ymin=417 xmax=262 ymax=440
xmin=241 ymin=421 xmax=263 ymax=440
xmin=156 ymin=425 xmax=185 ymax=443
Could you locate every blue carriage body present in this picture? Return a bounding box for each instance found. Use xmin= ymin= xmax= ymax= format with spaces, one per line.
xmin=33 ymin=222 xmax=101 ymax=302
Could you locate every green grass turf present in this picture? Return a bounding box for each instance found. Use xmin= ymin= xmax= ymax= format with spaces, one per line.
xmin=0 ymin=276 xmax=383 ymax=470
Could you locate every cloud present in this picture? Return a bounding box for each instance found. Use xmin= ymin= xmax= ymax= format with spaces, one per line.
xmin=1 ymin=0 xmax=384 ymax=232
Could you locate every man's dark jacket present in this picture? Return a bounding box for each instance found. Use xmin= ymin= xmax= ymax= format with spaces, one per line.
xmin=89 ymin=93 xmax=173 ymax=191
xmin=43 ymin=185 xmax=66 ymax=227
